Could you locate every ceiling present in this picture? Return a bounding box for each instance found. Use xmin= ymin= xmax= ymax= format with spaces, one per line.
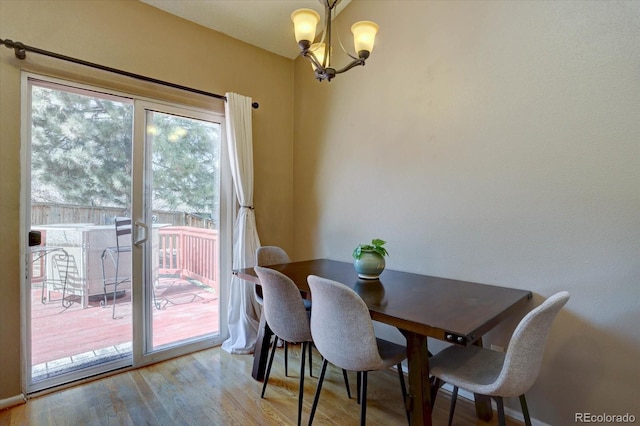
xmin=140 ymin=0 xmax=351 ymax=60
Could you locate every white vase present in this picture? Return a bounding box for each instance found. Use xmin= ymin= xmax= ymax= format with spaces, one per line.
xmin=353 ymin=251 xmax=385 ymax=279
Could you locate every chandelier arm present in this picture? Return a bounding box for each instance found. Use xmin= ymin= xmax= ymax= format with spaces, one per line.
xmin=338 ymin=36 xmax=359 ymax=61
xmin=323 ymin=3 xmax=333 ymax=69
xmin=333 ymin=58 xmax=366 ymax=75
xmin=333 ymin=9 xmax=358 ymax=61
xmin=302 ymin=50 xmax=326 ymax=72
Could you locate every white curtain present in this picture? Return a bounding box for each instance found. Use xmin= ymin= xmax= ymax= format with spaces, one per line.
xmin=221 ymin=92 xmax=262 ymax=354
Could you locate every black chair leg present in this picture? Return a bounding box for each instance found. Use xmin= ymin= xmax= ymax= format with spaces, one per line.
xmin=495 ymin=396 xmax=506 ymax=426
xmin=284 ymin=341 xmax=289 ymax=377
xmin=360 ymin=371 xmax=368 ymax=426
xmin=308 ymin=341 xmax=313 ymax=377
xmin=356 ymin=371 xmax=361 ymax=404
xmin=261 ymin=336 xmax=279 ymax=398
xmin=431 ymin=377 xmax=444 ymax=409
xmin=520 ymin=394 xmax=532 ymax=426
xmin=308 ymin=359 xmax=328 ymax=426
xmin=396 ymin=364 xmax=409 ymax=424
xmin=342 ymin=369 xmax=352 ymax=399
xmin=297 ymin=342 xmax=307 ymax=426
xmin=448 ymin=386 xmax=458 ymax=426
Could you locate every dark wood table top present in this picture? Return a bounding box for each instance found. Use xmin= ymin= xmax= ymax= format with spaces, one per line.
xmin=235 ymin=259 xmax=532 ymax=346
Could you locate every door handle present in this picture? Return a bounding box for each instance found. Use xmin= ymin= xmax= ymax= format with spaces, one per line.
xmin=134 ymin=221 xmax=148 ymax=246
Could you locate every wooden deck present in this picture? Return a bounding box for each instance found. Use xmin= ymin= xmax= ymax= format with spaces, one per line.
xmin=30 ymin=277 xmax=219 ymax=372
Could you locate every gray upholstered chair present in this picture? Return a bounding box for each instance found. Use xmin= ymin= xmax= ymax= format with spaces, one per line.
xmin=255 ymin=266 xmax=351 ymax=426
xmin=429 ymin=291 xmax=570 ymax=426
xmin=307 ymin=275 xmax=409 ymax=426
xmin=256 ymin=245 xmax=313 ymax=376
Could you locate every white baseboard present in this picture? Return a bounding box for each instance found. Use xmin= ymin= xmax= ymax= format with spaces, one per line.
xmin=0 ymin=394 xmax=26 ymax=410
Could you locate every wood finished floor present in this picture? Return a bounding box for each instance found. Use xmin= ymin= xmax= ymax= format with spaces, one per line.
xmin=0 ymin=345 xmax=525 ymax=425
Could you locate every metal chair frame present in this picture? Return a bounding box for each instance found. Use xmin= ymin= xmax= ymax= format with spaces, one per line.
xmin=100 ymin=217 xmax=132 ymax=318
xmin=50 ymin=251 xmax=83 ymax=308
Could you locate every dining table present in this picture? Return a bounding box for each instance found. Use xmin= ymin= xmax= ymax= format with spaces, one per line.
xmin=234 ymin=259 xmax=532 ymax=426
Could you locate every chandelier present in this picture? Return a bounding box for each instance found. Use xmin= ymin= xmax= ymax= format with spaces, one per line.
xmin=291 ymin=0 xmax=379 ymax=82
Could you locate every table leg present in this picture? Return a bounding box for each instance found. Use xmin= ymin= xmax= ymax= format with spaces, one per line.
xmin=404 ymin=331 xmax=433 ymax=426
xmin=473 ymin=338 xmax=493 ymax=421
xmin=251 ymin=309 xmax=273 ymax=381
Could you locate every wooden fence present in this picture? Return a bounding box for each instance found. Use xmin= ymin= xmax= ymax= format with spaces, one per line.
xmin=32 ymin=203 xmax=215 ymax=228
xmin=31 ymin=204 xmax=219 ymax=296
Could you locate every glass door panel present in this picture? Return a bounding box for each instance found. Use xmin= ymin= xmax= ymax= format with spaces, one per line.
xmin=144 ymin=108 xmax=222 ymax=351
xmin=27 ymin=79 xmax=134 ymax=391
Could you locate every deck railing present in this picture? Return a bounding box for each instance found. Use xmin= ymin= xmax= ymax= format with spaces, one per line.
xmin=158 ymin=227 xmax=219 ymax=292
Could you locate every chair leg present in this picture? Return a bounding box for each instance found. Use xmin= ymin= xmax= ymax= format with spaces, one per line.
xmin=111 ymin=284 xmax=118 ymax=319
xmin=519 ymin=394 xmax=532 ymax=426
xmin=356 ymin=372 xmax=361 ymax=404
xmin=61 ymin=278 xmax=71 ymax=309
xmin=112 ymin=253 xmax=120 ymax=319
xmin=360 ymin=371 xmax=368 ymax=426
xmin=342 ymin=369 xmax=352 ymax=399
xmin=448 ymin=386 xmax=458 ymax=426
xmin=431 ymin=377 xmax=444 ymax=409
xmin=396 ymin=364 xmax=410 ymax=424
xmin=261 ymin=336 xmax=279 ymax=398
xmin=308 ymin=359 xmax=328 ymax=426
xmin=284 ymin=341 xmax=289 ymax=377
xmin=297 ymin=342 xmax=307 ymax=426
xmin=495 ymin=396 xmax=506 ymax=426
xmin=308 ymin=341 xmax=313 ymax=377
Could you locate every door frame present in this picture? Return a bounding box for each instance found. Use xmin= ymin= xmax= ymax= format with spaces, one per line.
xmin=20 ymin=72 xmax=231 ymax=394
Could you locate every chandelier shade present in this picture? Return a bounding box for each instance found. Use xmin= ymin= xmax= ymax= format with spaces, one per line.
xmin=309 ymin=43 xmax=329 ymax=68
xmin=351 ymin=21 xmax=379 ymax=58
xmin=291 ymin=0 xmax=378 ymax=82
xmin=291 ymin=9 xmax=320 ymax=46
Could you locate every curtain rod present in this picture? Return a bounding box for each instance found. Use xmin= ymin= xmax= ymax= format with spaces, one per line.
xmin=0 ymin=38 xmax=259 ymax=109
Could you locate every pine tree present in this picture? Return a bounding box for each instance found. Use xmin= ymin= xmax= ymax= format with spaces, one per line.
xmin=31 ymin=85 xmax=220 ymax=223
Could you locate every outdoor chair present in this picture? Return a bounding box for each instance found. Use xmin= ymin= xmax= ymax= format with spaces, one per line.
xmin=429 ymin=291 xmax=570 ymax=426
xmin=100 ymin=217 xmax=132 ymax=318
xmin=51 ymin=252 xmax=84 ymax=308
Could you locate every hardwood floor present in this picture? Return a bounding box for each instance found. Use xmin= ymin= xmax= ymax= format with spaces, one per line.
xmin=0 ymin=345 xmax=524 ymax=425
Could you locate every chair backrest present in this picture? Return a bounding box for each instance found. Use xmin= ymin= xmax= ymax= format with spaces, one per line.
xmin=254 ymin=246 xmax=291 ymax=304
xmin=114 ymin=217 xmax=132 ymax=251
xmin=492 ymin=291 xmax=570 ymax=396
xmin=307 ymin=275 xmax=384 ymax=372
xmin=254 ymin=266 xmax=312 ymax=344
xmin=256 ymin=246 xmax=291 ymax=266
xmin=51 ymin=253 xmax=83 ymax=290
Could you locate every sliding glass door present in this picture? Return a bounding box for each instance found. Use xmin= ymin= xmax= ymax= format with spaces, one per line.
xmin=24 ymin=76 xmax=229 ymax=392
xmin=139 ymin=104 xmax=225 ymax=352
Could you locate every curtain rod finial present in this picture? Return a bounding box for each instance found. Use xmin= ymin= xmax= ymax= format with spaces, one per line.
xmin=252 ymin=102 xmax=259 ymax=109
xmin=0 ymin=38 xmax=26 ymax=59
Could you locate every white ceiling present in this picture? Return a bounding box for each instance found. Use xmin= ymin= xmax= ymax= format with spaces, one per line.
xmin=140 ymin=0 xmax=351 ymax=60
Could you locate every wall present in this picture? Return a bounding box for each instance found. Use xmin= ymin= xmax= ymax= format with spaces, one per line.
xmin=293 ymin=1 xmax=640 ymax=424
xmin=0 ymin=0 xmax=294 ymax=400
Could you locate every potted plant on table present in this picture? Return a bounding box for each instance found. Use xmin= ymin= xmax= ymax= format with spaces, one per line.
xmin=352 ymin=238 xmax=389 ymax=280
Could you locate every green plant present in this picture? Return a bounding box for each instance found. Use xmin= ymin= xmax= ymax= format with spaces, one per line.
xmin=352 ymin=238 xmax=389 ymax=260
